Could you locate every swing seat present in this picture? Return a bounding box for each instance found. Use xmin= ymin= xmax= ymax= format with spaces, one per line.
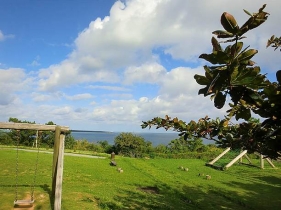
xmin=14 ymin=199 xmax=34 ymax=206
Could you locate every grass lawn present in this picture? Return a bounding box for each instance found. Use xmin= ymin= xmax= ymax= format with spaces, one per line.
xmin=0 ymin=147 xmax=281 ymax=210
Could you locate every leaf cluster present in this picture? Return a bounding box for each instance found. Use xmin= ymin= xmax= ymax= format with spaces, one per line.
xmin=267 ymin=35 xmax=281 ymax=51
xmin=142 ymin=5 xmax=281 ymax=159
xmin=195 ymin=5 xmax=271 ymax=120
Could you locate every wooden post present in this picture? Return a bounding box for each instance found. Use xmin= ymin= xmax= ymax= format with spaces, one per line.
xmin=260 ymin=154 xmax=264 ymax=169
xmin=225 ymin=150 xmax=247 ymax=169
xmin=239 ymin=149 xmax=243 ymax=163
xmin=0 ymin=122 xmax=69 ymax=210
xmin=208 ymin=147 xmax=231 ymax=165
xmin=52 ymin=126 xmax=61 ymax=197
xmin=54 ymin=134 xmax=65 ymax=210
xmin=111 ymin=152 xmax=115 ymax=160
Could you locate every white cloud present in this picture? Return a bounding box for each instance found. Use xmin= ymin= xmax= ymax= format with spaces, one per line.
xmin=123 ymin=62 xmax=166 ymax=84
xmin=31 ymin=93 xmax=53 ymax=102
xmin=0 ymin=68 xmax=28 ymax=105
xmin=38 ymin=0 xmax=281 ymax=91
xmin=0 ymin=30 xmax=14 ymax=41
xmin=102 ymin=93 xmax=133 ymax=99
xmin=65 ymin=93 xmax=94 ymax=101
xmin=2 ymin=0 xmax=281 ymax=131
xmin=87 ymin=85 xmax=130 ymax=92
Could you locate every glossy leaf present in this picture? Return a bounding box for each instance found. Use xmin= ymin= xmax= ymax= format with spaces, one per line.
xmin=237 ymin=49 xmax=258 ymax=62
xmin=221 ymin=12 xmax=239 ymax=33
xmin=211 ymin=37 xmax=222 ymax=52
xmin=231 ymin=42 xmax=243 ymax=57
xmin=204 ymin=66 xmax=213 ymax=81
xmin=212 ymin=30 xmax=234 ymax=38
xmin=198 ymin=87 xmax=208 ymax=96
xmin=214 ymin=92 xmax=226 ymax=109
xmin=199 ymin=51 xmax=230 ymax=65
xmin=194 ymin=74 xmax=210 ymax=85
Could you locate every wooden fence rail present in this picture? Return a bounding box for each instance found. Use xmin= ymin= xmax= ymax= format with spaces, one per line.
xmin=0 ymin=122 xmax=69 ymax=132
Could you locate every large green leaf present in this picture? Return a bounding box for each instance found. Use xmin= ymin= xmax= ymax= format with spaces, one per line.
xmin=198 ymin=87 xmax=208 ymax=96
xmin=230 ymin=67 xmax=264 ymax=87
xmin=211 ymin=37 xmax=222 ymax=52
xmin=204 ymin=66 xmax=213 ymax=80
xmin=212 ymin=30 xmax=234 ymax=38
xmin=199 ymin=51 xmax=230 ymax=65
xmin=194 ymin=74 xmax=210 ymax=85
xmin=237 ymin=49 xmax=258 ymax=62
xmin=231 ymin=42 xmax=243 ymax=57
xmin=221 ymin=12 xmax=239 ymax=33
xmin=214 ymin=92 xmax=226 ymax=109
xmin=230 ymin=66 xmax=239 ymax=82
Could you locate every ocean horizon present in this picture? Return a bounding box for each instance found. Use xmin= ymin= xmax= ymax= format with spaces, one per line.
xmin=71 ymin=131 xmax=213 ymax=146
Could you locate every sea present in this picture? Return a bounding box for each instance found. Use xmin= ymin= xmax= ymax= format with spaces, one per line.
xmin=71 ymin=131 xmax=212 ymax=146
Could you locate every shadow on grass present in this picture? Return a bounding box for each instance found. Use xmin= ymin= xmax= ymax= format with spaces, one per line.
xmin=94 ymin=183 xmax=249 ymax=210
xmin=93 ymin=174 xmax=281 ymax=210
xmin=41 ymin=184 xmax=54 ymax=210
xmin=212 ymin=175 xmax=281 ymax=210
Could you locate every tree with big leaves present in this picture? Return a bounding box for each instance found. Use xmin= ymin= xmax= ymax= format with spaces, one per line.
xmin=142 ymin=5 xmax=281 ymax=159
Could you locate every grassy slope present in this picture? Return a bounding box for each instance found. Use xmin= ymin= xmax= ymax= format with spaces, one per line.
xmin=0 ymin=147 xmax=281 ymax=210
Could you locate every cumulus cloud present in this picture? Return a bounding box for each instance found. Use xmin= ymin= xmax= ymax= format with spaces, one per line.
xmin=2 ymin=0 xmax=281 ymax=131
xmin=38 ymin=0 xmax=281 ymax=91
xmin=123 ymin=62 xmax=166 ymax=84
xmin=0 ymin=68 xmax=27 ymax=105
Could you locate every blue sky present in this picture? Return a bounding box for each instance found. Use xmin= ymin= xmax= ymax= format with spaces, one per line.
xmin=0 ymin=0 xmax=280 ymax=132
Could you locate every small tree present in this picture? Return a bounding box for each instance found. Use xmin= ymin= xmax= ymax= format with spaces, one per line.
xmin=114 ymin=132 xmax=151 ymax=158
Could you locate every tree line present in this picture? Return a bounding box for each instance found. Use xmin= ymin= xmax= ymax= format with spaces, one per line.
xmin=0 ymin=118 xmax=222 ymax=159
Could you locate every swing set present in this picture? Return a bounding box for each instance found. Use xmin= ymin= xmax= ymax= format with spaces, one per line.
xmin=0 ymin=122 xmax=69 ymax=210
xmin=206 ymin=147 xmax=276 ymax=170
xmin=13 ymin=130 xmax=41 ymax=207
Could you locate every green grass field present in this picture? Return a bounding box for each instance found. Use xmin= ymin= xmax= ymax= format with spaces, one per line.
xmin=0 ymin=147 xmax=281 ymax=210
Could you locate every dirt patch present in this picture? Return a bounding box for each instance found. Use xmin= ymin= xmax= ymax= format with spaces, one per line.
xmin=138 ymin=186 xmax=160 ymax=194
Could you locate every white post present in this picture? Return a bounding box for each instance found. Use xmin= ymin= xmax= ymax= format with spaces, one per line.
xmin=260 ymin=154 xmax=264 ymax=169
xmin=225 ymin=150 xmax=247 ymax=169
xmin=244 ymin=154 xmax=252 ymax=164
xmin=208 ymin=147 xmax=231 ymax=165
xmin=265 ymin=158 xmax=275 ymax=168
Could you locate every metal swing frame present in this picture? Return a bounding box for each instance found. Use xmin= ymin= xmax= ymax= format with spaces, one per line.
xmin=14 ymin=130 xmax=41 ymax=206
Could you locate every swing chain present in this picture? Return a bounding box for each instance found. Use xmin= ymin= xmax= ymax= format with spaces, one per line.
xmin=30 ymin=130 xmax=42 ymax=201
xmin=14 ymin=129 xmax=20 ymax=202
xmin=14 ymin=129 xmax=42 ymax=203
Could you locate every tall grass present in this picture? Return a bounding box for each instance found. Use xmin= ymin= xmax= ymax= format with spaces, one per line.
xmin=0 ymin=147 xmax=280 ymax=210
